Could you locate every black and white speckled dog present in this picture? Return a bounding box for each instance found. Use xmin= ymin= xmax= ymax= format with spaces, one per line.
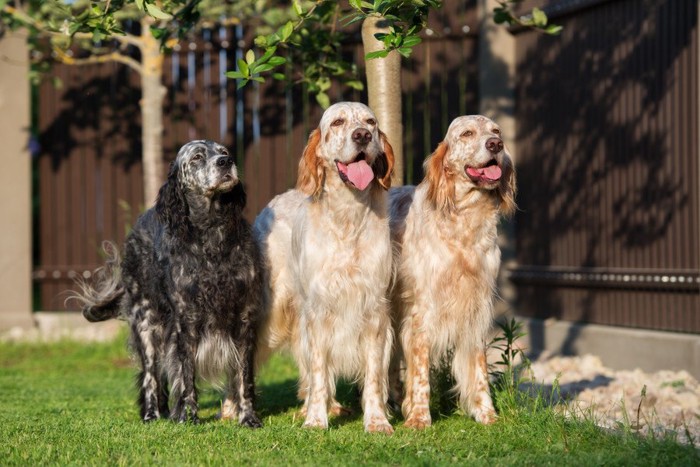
xmin=73 ymin=140 xmax=264 ymax=427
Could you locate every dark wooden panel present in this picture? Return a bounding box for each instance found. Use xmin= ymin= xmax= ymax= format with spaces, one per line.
xmin=512 ymin=0 xmax=700 ymax=332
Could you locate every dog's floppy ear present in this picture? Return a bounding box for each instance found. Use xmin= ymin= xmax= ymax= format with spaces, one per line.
xmin=498 ymin=147 xmax=517 ymax=216
xmin=296 ymin=129 xmax=324 ymax=198
xmin=373 ymin=130 xmax=395 ymax=190
xmin=423 ymin=141 xmax=455 ymax=212
xmin=156 ymin=161 xmax=188 ymax=229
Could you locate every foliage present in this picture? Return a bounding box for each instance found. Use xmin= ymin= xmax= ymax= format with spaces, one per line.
xmin=0 ymin=1 xmax=260 ymax=67
xmin=488 ymin=317 xmax=530 ymax=392
xmin=231 ymin=0 xmax=562 ymax=106
xmin=494 ymin=0 xmax=563 ymax=35
xmin=1 ymin=334 xmax=698 ymax=465
xmin=1 ymin=1 xmax=561 ymax=106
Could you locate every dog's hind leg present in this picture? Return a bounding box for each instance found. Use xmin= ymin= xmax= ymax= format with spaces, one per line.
xmin=130 ymin=299 xmax=165 ymax=422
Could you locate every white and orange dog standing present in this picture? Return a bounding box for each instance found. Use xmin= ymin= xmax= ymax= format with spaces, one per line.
xmin=254 ymin=102 xmax=396 ymax=433
xmin=389 ymin=115 xmax=516 ymax=429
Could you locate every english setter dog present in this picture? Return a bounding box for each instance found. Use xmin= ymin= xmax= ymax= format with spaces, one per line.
xmin=254 ymin=102 xmax=396 ymax=434
xmin=389 ymin=115 xmax=516 ymax=429
xmin=73 ymin=140 xmax=265 ymax=427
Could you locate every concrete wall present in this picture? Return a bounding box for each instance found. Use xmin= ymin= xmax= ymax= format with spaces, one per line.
xmin=519 ymin=317 xmax=700 ymax=380
xmin=0 ymin=32 xmax=34 ymax=330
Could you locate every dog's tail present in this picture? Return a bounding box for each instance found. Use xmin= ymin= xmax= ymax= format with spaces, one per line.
xmin=67 ymin=241 xmax=125 ymax=322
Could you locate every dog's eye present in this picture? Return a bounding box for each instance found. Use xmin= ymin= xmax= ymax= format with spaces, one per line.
xmin=220 ymin=148 xmax=229 ymax=156
xmin=331 ymin=118 xmax=345 ymax=127
xmin=461 ymin=130 xmax=474 ymax=137
xmin=192 ymin=153 xmax=204 ymax=161
xmin=366 ymin=118 xmax=376 ymax=126
xmin=492 ymin=128 xmax=500 ymax=135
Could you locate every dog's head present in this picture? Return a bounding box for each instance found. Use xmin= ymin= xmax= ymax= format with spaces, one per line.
xmin=297 ymin=102 xmax=395 ymax=198
xmin=156 ymin=140 xmax=245 ymax=231
xmin=423 ymin=115 xmax=515 ymax=215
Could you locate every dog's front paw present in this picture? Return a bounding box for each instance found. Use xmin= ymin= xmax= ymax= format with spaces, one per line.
xmin=142 ymin=409 xmax=160 ymax=423
xmin=473 ymin=409 xmax=497 ymax=425
xmin=404 ymin=412 xmax=432 ymax=430
xmin=302 ymin=417 xmax=328 ymax=430
xmin=365 ymin=419 xmax=394 ymax=435
xmin=171 ymin=406 xmax=199 ymax=424
xmin=240 ymin=413 xmax=263 ymax=429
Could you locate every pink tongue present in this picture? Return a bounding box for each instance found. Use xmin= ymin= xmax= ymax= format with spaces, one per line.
xmin=467 ymin=165 xmax=502 ymax=181
xmin=345 ymin=160 xmax=374 ymax=190
xmin=483 ymin=164 xmax=502 ymax=180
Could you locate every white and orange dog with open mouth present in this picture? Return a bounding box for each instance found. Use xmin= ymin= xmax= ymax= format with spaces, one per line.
xmin=389 ymin=115 xmax=516 ymax=429
xmin=254 ymin=102 xmax=396 ymax=434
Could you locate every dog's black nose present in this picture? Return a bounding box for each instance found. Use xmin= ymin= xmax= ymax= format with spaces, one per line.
xmin=485 ymin=137 xmax=503 ymax=154
xmin=217 ymin=156 xmax=234 ymax=168
xmin=352 ymin=128 xmax=372 ymax=145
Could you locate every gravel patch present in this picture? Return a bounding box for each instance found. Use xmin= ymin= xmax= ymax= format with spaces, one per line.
xmin=526 ymin=353 xmax=700 ymax=445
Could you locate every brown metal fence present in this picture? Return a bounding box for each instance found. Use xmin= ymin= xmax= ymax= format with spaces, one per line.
xmin=510 ymin=0 xmax=700 ymax=333
xmin=34 ymin=3 xmax=480 ymax=311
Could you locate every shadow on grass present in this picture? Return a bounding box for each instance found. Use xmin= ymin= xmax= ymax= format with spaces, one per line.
xmin=195 ymin=376 xmax=365 ymax=426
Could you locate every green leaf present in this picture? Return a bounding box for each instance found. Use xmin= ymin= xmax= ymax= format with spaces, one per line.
xmin=315 ymin=91 xmax=330 ymax=109
xmin=144 ymin=3 xmax=173 ymax=20
xmin=251 ymin=76 xmax=265 ymax=83
xmin=346 ymin=80 xmax=364 ymax=91
xmin=254 ymin=36 xmax=268 ymax=48
xmin=251 ymin=63 xmax=277 ymax=74
xmin=532 ymin=8 xmax=548 ymax=27
xmin=245 ymin=49 xmax=255 ymax=65
xmin=272 ymin=73 xmax=286 ymax=80
xmin=135 ymin=0 xmax=145 ymax=11
xmin=267 ymin=56 xmax=287 ymax=66
xmin=236 ymin=79 xmax=249 ymax=90
xmin=316 ymin=77 xmax=331 ymax=91
xmin=150 ymin=26 xmax=167 ymax=40
xmin=365 ymin=50 xmax=389 ymax=60
xmin=348 ymin=0 xmax=362 ymax=10
xmin=545 ymin=24 xmax=563 ymax=35
xmin=259 ymin=46 xmax=277 ymax=63
xmin=280 ymin=21 xmax=294 ymax=41
xmin=225 ymin=71 xmax=246 ymax=79
xmin=237 ymin=58 xmax=249 ymax=76
xmin=402 ymin=35 xmax=422 ymax=47
xmin=68 ymin=21 xmax=82 ymax=35
xmin=397 ymin=47 xmax=413 ymax=57
xmin=292 ymin=0 xmax=303 ymax=16
xmin=493 ymin=8 xmax=511 ymax=25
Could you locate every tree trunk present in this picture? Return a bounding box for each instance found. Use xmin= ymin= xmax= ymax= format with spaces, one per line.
xmin=361 ymin=16 xmax=403 ymax=187
xmin=139 ymin=16 xmax=167 ymax=207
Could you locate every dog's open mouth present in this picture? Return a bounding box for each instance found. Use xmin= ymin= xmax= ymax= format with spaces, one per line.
xmin=335 ymin=152 xmax=374 ymax=191
xmin=466 ymin=159 xmax=502 ymax=184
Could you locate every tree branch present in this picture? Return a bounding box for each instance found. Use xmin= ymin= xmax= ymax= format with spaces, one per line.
xmin=2 ymin=5 xmax=143 ymax=49
xmin=53 ymin=48 xmax=143 ymax=74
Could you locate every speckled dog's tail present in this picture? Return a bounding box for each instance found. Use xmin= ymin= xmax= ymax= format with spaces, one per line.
xmin=67 ymin=241 xmax=125 ymax=322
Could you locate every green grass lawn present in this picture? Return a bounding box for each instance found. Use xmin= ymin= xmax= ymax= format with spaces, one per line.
xmin=0 ymin=331 xmax=697 ymax=466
